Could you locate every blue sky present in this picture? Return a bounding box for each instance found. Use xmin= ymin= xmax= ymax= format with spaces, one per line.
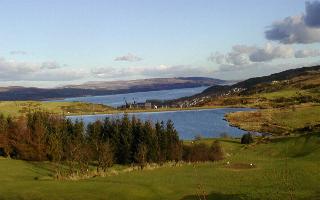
xmin=0 ymin=0 xmax=319 ymax=87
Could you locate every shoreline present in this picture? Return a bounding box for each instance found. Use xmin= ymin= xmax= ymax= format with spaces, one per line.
xmin=65 ymin=105 xmax=252 ymax=117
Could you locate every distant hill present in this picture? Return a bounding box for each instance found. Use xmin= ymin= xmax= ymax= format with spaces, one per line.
xmin=170 ymin=65 xmax=320 ymax=106
xmin=64 ymin=77 xmax=228 ymax=90
xmin=201 ymin=65 xmax=320 ymax=96
xmin=0 ymin=77 xmax=228 ymax=101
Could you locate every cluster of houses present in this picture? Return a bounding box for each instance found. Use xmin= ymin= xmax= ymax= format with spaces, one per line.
xmin=223 ymin=87 xmax=247 ymax=96
xmin=118 ymin=98 xmax=167 ymax=110
xmin=117 ymin=97 xmax=206 ymax=110
xmin=117 ymin=85 xmax=247 ymax=110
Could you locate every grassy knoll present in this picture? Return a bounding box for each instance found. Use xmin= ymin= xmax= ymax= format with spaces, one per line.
xmin=1 ymin=135 xmax=320 ymax=200
xmin=226 ymin=103 xmax=320 ymax=135
xmin=0 ymin=101 xmax=114 ymax=117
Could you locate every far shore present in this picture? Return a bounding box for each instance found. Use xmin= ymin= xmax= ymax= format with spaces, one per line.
xmin=64 ymin=104 xmax=251 ymax=117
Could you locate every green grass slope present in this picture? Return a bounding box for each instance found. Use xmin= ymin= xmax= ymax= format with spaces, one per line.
xmin=226 ymin=103 xmax=320 ymax=134
xmin=0 ymin=101 xmax=114 ymax=117
xmin=1 ymin=135 xmax=320 ymax=200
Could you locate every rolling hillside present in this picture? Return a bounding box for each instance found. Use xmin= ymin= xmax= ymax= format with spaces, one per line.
xmin=171 ymin=65 xmax=320 ymax=108
xmin=204 ymin=65 xmax=320 ymax=97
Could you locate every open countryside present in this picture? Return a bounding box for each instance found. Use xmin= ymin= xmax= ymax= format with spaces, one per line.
xmin=1 ymin=1 xmax=320 ymax=200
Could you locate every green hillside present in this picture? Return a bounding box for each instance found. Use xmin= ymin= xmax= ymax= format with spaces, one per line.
xmin=0 ymin=101 xmax=114 ymax=117
xmin=1 ymin=135 xmax=320 ymax=200
xmin=226 ymin=103 xmax=320 ymax=135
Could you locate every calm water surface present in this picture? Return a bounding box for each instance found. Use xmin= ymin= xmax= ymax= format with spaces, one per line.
xmin=53 ymin=86 xmax=208 ymax=107
xmin=68 ymin=108 xmax=254 ymax=140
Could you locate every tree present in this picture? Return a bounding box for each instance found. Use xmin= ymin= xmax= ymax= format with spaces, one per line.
xmin=135 ymin=144 xmax=147 ymax=169
xmin=46 ymin=126 xmax=63 ymax=162
xmin=26 ymin=112 xmax=48 ymax=161
xmin=165 ymin=120 xmax=181 ymax=161
xmin=118 ymin=114 xmax=132 ymax=164
xmin=0 ymin=114 xmax=10 ymax=157
xmin=144 ymin=120 xmax=158 ymax=162
xmin=132 ymin=119 xmax=144 ymax=163
xmin=87 ymin=120 xmax=103 ymax=171
xmin=156 ymin=121 xmax=167 ymax=164
xmin=98 ymin=141 xmax=113 ymax=172
xmin=65 ymin=119 xmax=87 ymax=174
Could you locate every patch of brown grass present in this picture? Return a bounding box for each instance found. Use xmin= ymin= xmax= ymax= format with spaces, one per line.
xmin=225 ymin=162 xmax=256 ymax=170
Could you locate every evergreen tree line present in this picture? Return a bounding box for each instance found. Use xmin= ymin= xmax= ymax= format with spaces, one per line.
xmin=0 ymin=111 xmax=223 ymax=172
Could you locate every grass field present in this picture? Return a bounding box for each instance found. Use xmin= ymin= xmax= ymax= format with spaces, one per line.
xmin=253 ymin=89 xmax=306 ymax=100
xmin=1 ymin=135 xmax=320 ymax=200
xmin=226 ymin=103 xmax=320 ymax=134
xmin=0 ymin=101 xmax=115 ymax=117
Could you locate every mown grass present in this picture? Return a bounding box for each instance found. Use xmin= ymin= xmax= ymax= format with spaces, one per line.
xmin=1 ymin=135 xmax=320 ymax=200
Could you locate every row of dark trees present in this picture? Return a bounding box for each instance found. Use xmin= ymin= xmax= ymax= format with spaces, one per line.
xmin=85 ymin=114 xmax=183 ymax=169
xmin=0 ymin=111 xmax=223 ymax=173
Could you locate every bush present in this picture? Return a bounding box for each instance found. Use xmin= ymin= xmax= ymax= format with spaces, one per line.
xmin=208 ymin=141 xmax=224 ymax=161
xmin=182 ymin=141 xmax=224 ymax=162
xmin=241 ymin=133 xmax=254 ymax=144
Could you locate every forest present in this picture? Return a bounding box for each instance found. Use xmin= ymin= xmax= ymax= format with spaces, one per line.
xmin=0 ymin=111 xmax=223 ymax=178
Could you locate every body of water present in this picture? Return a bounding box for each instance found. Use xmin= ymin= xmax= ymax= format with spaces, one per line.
xmin=53 ymin=86 xmax=208 ymax=107
xmin=67 ymin=108 xmax=254 ymax=140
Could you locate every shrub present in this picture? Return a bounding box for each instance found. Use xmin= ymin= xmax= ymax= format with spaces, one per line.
xmin=208 ymin=141 xmax=224 ymax=161
xmin=182 ymin=141 xmax=224 ymax=162
xmin=241 ymin=133 xmax=254 ymax=144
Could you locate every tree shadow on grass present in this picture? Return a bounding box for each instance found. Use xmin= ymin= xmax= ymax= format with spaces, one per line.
xmin=180 ymin=192 xmax=260 ymax=200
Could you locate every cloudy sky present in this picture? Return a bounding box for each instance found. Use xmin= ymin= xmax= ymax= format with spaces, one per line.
xmin=0 ymin=0 xmax=320 ymax=87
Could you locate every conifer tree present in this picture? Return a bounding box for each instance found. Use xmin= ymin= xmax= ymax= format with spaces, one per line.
xmin=119 ymin=114 xmax=132 ymax=164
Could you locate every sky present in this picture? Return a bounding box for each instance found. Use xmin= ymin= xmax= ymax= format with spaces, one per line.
xmin=0 ymin=0 xmax=320 ymax=87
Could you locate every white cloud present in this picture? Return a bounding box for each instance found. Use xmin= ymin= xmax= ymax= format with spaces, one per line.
xmin=265 ymin=1 xmax=320 ymax=44
xmin=141 ymin=65 xmax=214 ymax=77
xmin=249 ymin=43 xmax=294 ymax=62
xmin=209 ymin=43 xmax=320 ymax=73
xmin=265 ymin=15 xmax=320 ymax=44
xmin=40 ymin=61 xmax=61 ymax=69
xmin=91 ymin=65 xmax=215 ymax=79
xmin=208 ymin=51 xmax=251 ymax=66
xmin=213 ymin=61 xmax=320 ymax=80
xmin=10 ymin=50 xmax=27 ymax=55
xmin=295 ymin=49 xmax=320 ymax=58
xmin=0 ymin=57 xmax=86 ymax=81
xmin=114 ymin=53 xmax=142 ymax=62
xmin=209 ymin=43 xmax=295 ymax=65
